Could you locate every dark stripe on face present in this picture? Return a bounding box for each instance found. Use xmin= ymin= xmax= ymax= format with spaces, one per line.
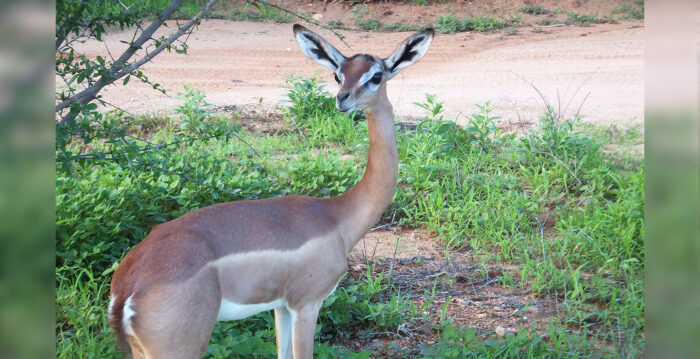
xmin=302 ymin=33 xmax=338 ymax=69
xmin=390 ymin=35 xmax=425 ymax=72
xmin=340 ymin=56 xmax=375 ymax=91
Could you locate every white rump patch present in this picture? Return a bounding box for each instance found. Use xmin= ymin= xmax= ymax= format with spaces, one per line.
xmin=217 ymin=298 xmax=287 ymax=321
xmin=123 ymin=295 xmax=137 ymax=336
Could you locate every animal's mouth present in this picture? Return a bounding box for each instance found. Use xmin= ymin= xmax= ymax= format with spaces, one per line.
xmin=337 ymin=105 xmax=355 ymax=113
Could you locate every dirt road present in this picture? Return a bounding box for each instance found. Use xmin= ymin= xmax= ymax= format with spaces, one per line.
xmin=82 ymin=20 xmax=643 ymax=127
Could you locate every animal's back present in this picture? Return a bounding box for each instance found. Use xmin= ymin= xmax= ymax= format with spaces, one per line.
xmin=112 ymin=194 xmax=339 ymax=292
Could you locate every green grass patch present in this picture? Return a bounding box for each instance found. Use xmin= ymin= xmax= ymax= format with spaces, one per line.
xmin=611 ymin=1 xmax=645 ymax=20
xmin=537 ymin=18 xmax=560 ymax=26
xmin=566 ymin=12 xmax=614 ymax=26
xmin=520 ymin=5 xmax=548 ymax=16
xmin=436 ymin=14 xmax=508 ymax=34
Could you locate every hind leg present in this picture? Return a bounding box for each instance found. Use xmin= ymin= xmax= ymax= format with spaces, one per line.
xmin=127 ymin=274 xmax=221 ymax=358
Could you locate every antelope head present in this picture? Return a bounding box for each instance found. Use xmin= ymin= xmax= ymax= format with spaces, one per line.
xmin=293 ymin=24 xmax=434 ymax=113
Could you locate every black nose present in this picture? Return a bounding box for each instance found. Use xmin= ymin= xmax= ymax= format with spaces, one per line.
xmin=337 ymin=92 xmax=350 ymax=103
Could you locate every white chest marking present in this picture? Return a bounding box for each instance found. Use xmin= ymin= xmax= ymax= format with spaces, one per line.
xmin=217 ymin=298 xmax=287 ymax=321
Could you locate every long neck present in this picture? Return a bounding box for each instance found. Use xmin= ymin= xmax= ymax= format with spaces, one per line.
xmin=329 ymin=84 xmax=398 ymax=254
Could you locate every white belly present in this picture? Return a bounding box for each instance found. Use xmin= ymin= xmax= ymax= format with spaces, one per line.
xmin=216 ymin=298 xmax=287 ymax=321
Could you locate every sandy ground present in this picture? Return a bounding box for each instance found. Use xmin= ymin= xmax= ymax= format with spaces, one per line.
xmin=74 ymin=19 xmax=643 ymax=128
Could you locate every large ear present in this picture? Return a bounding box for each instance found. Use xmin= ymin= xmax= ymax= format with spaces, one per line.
xmin=293 ymin=24 xmax=347 ymax=72
xmin=383 ymin=28 xmax=434 ymax=78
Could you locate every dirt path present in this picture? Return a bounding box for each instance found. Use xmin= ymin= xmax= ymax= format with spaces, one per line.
xmin=82 ymin=20 xmax=643 ymax=128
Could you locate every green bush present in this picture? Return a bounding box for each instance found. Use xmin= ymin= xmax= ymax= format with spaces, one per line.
xmin=283 ymin=152 xmax=360 ymax=197
xmin=56 ymin=147 xmax=280 ymax=273
xmin=283 ymin=75 xmax=336 ymax=124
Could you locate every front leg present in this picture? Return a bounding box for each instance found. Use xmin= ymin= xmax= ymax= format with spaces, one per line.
xmin=275 ymin=307 xmax=293 ymax=359
xmin=291 ymin=302 xmax=322 ymax=359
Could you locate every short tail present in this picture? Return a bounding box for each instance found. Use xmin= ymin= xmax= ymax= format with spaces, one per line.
xmin=108 ymin=295 xmax=131 ymax=356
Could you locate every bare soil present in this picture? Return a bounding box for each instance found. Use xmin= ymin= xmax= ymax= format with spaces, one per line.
xmin=72 ymin=2 xmax=643 ymax=129
xmin=345 ymin=228 xmax=565 ymax=356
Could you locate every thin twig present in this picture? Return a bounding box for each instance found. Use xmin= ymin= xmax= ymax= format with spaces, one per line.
xmin=537 ymin=150 xmax=583 ymax=185
xmin=510 ymin=69 xmax=551 ymax=111
xmin=71 ymin=132 xmax=222 ymax=160
xmin=575 ymin=91 xmax=591 ymax=118
xmin=562 ymin=69 xmax=597 ymax=117
xmin=578 ymin=228 xmax=606 ymax=257
xmin=556 ymin=89 xmax=562 ymax=121
xmin=388 ymin=233 xmax=400 ymax=285
xmin=229 ymin=131 xmax=263 ymax=159
xmin=535 ymin=215 xmax=547 ymax=263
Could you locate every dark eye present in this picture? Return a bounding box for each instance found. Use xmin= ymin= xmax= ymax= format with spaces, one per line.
xmin=334 ymin=73 xmax=341 ymax=84
xmin=370 ymin=72 xmax=382 ymax=85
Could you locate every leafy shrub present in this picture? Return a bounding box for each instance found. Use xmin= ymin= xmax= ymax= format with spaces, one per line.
xmin=283 ymin=75 xmax=336 ymax=124
xmin=413 ymin=93 xmax=444 ymax=122
xmin=464 ymin=101 xmax=514 ymax=150
xmin=172 ymin=85 xmax=215 ymax=133
xmin=56 ymin=148 xmax=280 ymax=273
xmin=206 ymin=320 xmax=277 ymax=359
xmin=283 ymin=75 xmax=366 ymax=146
xmin=283 ymin=152 xmax=360 ymax=197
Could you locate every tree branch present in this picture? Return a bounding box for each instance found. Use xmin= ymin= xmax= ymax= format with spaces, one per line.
xmin=56 ymin=4 xmax=86 ymax=51
xmin=113 ymin=0 xmax=217 ymax=79
xmin=56 ymin=0 xmax=201 ymax=121
xmin=56 ymin=0 xmax=347 ymax=126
